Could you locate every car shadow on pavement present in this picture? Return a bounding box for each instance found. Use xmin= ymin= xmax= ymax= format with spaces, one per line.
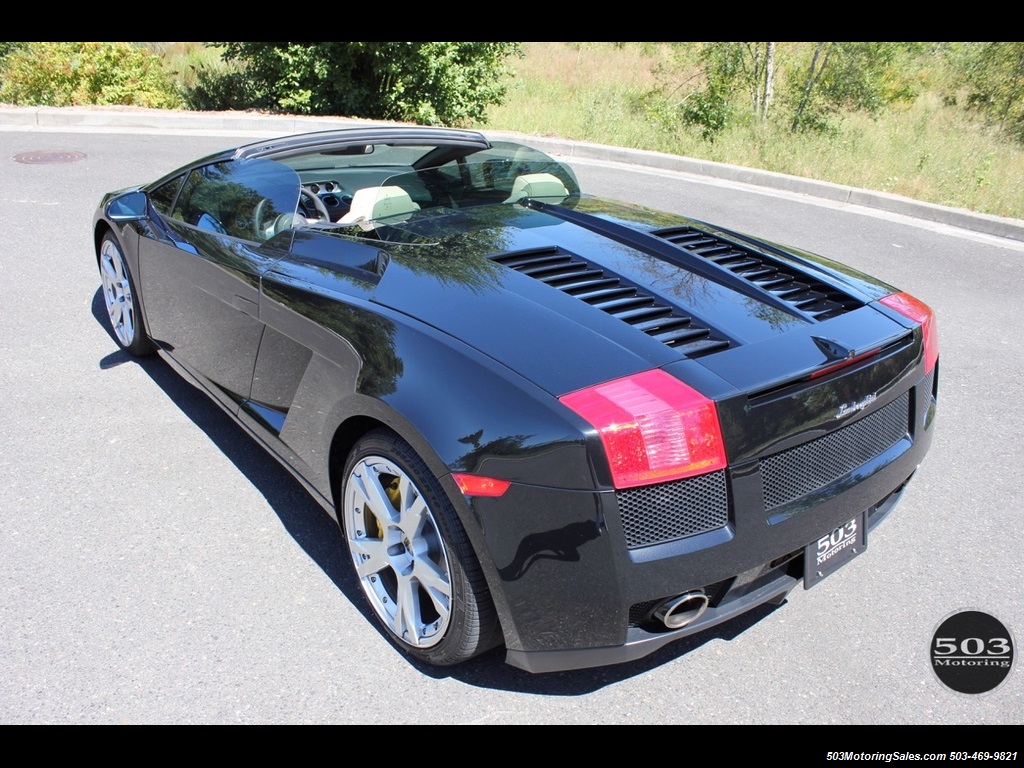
xmin=92 ymin=288 xmax=786 ymax=697
xmin=90 ymin=290 xmax=367 ymax=612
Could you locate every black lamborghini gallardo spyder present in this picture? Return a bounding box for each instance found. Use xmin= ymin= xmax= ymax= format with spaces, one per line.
xmin=93 ymin=126 xmax=938 ymax=673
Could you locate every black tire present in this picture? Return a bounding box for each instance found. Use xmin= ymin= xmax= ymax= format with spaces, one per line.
xmin=340 ymin=429 xmax=501 ymax=667
xmin=98 ymin=232 xmax=154 ymax=357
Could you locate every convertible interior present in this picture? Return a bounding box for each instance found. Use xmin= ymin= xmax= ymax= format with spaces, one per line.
xmin=157 ymin=137 xmax=580 ymax=245
xmin=284 ymin=141 xmax=577 ymax=227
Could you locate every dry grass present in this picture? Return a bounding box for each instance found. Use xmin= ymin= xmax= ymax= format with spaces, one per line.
xmin=486 ymin=43 xmax=673 ymax=146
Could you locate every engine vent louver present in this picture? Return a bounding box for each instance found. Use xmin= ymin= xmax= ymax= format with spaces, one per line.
xmin=491 ymin=247 xmax=730 ymax=357
xmin=656 ymin=227 xmax=863 ymax=321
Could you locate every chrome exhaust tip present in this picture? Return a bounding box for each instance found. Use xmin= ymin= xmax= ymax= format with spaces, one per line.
xmin=654 ymin=592 xmax=710 ymax=630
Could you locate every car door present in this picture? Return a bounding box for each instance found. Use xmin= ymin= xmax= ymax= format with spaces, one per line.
xmin=137 ymin=158 xmax=301 ymax=413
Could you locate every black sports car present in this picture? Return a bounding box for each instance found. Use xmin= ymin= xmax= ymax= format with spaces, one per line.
xmin=93 ymin=126 xmax=939 ymax=674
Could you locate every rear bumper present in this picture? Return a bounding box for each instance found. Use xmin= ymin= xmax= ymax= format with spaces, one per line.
xmin=506 ymin=571 xmax=799 ymax=674
xmin=464 ymin=369 xmax=937 ymax=674
xmin=503 ymin=482 xmax=907 ymax=674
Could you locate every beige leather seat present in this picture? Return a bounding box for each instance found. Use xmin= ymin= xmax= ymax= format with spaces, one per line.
xmin=504 ymin=173 xmax=569 ymax=205
xmin=340 ymin=186 xmax=421 ymax=231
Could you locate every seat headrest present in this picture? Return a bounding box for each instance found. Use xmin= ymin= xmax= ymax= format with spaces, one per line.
xmin=340 ymin=186 xmax=421 ymax=230
xmin=505 ymin=173 xmax=569 ymax=204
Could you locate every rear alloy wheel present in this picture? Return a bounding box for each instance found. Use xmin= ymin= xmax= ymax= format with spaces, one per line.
xmin=341 ymin=429 xmax=500 ymax=667
xmin=99 ymin=233 xmax=153 ymax=356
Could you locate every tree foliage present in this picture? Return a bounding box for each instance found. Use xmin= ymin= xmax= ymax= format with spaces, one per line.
xmin=0 ymin=42 xmax=182 ymax=108
xmin=699 ymin=43 xmax=777 ymax=119
xmin=788 ymin=42 xmax=918 ymax=133
xmin=658 ymin=43 xmax=777 ymax=140
xmin=1 ymin=42 xmax=25 ymax=59
xmin=0 ymin=42 xmax=23 ymax=91
xmin=643 ymin=43 xmax=742 ymax=141
xmin=956 ymin=42 xmax=1024 ymax=142
xmin=206 ymin=42 xmax=522 ymax=126
xmin=653 ymin=42 xmax=919 ymax=141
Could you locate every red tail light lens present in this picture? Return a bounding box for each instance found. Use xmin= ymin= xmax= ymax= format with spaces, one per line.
xmin=880 ymin=293 xmax=939 ymax=374
xmin=560 ymin=370 xmax=727 ymax=490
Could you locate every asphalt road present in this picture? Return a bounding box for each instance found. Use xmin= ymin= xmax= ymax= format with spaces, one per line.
xmin=1 ymin=118 xmax=1021 ymax=726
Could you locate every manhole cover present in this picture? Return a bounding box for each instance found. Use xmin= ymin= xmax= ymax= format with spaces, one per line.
xmin=14 ymin=150 xmax=87 ymax=165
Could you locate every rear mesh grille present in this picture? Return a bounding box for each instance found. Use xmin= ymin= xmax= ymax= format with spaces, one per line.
xmin=761 ymin=393 xmax=911 ymax=512
xmin=656 ymin=227 xmax=863 ymax=321
xmin=617 ymin=471 xmax=730 ymax=550
xmin=491 ymin=247 xmax=731 ymax=358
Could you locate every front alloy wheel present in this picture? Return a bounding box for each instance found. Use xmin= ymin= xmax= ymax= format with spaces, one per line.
xmin=341 ymin=430 xmax=500 ymax=667
xmin=99 ymin=234 xmax=152 ymax=356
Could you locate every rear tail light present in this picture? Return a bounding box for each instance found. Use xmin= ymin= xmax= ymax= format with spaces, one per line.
xmin=880 ymin=293 xmax=939 ymax=373
xmin=560 ymin=370 xmax=727 ymax=490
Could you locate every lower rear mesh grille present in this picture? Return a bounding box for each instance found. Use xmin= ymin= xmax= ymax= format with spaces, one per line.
xmin=761 ymin=393 xmax=911 ymax=512
xmin=617 ymin=471 xmax=729 ymax=550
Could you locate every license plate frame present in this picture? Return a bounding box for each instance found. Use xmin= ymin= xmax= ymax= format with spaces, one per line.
xmin=804 ymin=512 xmax=867 ymax=590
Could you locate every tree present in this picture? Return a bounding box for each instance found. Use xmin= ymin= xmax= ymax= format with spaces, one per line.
xmin=207 ymin=42 xmax=522 ymax=126
xmin=659 ymin=43 xmax=777 ymax=141
xmin=754 ymin=42 xmax=777 ymax=120
xmin=957 ymin=42 xmax=1024 ymax=143
xmin=788 ymin=42 xmax=918 ymax=133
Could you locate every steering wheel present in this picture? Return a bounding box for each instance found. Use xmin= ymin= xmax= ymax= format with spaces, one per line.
xmin=254 ymin=190 xmax=333 ymax=241
xmin=253 ymin=197 xmax=278 ymax=240
xmin=300 ymin=189 xmax=332 ymax=222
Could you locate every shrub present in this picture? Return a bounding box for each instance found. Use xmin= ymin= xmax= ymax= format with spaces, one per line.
xmin=0 ymin=42 xmax=182 ymax=108
xmin=0 ymin=42 xmax=25 ymax=59
xmin=180 ymin=62 xmax=262 ymax=112
xmin=207 ymin=42 xmax=522 ymax=126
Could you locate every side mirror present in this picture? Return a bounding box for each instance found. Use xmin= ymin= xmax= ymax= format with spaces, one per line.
xmin=106 ymin=191 xmax=149 ymax=221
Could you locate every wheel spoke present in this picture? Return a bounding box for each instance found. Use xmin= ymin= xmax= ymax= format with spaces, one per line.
xmin=354 ymin=467 xmax=399 ymax=525
xmin=101 ymin=258 xmax=118 ymax=284
xmin=412 ymin=557 xmax=452 ymax=616
xmin=108 ymin=298 xmax=122 ymax=327
xmin=119 ymin=307 xmax=135 ymax=345
xmin=350 ymin=537 xmax=390 ymax=580
xmin=393 ymin=570 xmax=424 ymax=644
xmin=396 ymin=480 xmax=428 ymax=535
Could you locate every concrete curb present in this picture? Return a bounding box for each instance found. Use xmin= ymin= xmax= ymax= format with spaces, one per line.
xmin=5 ymin=105 xmax=1023 ymax=243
